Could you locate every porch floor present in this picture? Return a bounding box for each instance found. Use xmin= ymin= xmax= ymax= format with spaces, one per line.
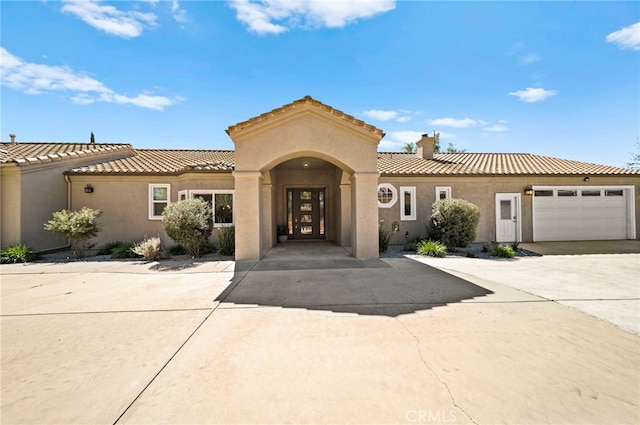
xmin=263 ymin=241 xmax=352 ymax=261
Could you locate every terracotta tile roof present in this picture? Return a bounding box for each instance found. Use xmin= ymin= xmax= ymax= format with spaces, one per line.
xmin=7 ymin=142 xmax=634 ymax=177
xmin=378 ymin=152 xmax=640 ymax=176
xmin=67 ymin=149 xmax=235 ymax=175
xmin=0 ymin=142 xmax=133 ymax=166
xmin=377 ymin=153 xmax=480 ymax=175
xmin=226 ymin=95 xmax=384 ymax=136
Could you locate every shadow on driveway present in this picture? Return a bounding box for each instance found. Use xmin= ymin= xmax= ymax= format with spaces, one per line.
xmin=217 ymin=257 xmax=493 ymax=317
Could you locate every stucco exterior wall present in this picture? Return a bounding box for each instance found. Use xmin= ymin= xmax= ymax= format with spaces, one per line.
xmin=1 ymin=149 xmax=138 ymax=251
xmin=232 ymin=112 xmax=379 ymax=174
xmin=69 ymin=173 xmax=234 ymax=248
xmin=230 ymin=105 xmax=382 ymax=260
xmin=379 ymin=174 xmax=640 ymax=245
xmin=1 ymin=166 xmax=22 ymax=248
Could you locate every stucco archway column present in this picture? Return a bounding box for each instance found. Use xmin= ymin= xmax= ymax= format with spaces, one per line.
xmin=350 ymin=171 xmax=380 ymax=259
xmin=233 ymin=170 xmax=263 ymax=261
xmin=338 ymin=182 xmax=352 ymax=247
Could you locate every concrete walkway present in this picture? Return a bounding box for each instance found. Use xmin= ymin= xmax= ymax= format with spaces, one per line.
xmin=1 ymin=249 xmax=639 ymax=424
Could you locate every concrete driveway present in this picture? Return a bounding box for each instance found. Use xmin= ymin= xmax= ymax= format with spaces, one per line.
xmin=1 ymin=250 xmax=639 ymax=424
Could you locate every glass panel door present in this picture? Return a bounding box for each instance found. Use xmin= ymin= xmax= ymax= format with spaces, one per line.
xmin=287 ymin=188 xmax=326 ymax=240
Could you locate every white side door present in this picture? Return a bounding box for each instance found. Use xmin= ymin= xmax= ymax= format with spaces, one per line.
xmin=496 ymin=193 xmax=521 ymax=242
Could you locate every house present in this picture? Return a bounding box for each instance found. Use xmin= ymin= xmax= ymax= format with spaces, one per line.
xmin=2 ymin=96 xmax=639 ymax=260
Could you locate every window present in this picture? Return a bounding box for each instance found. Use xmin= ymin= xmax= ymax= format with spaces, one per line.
xmin=214 ymin=192 xmax=234 ymax=226
xmin=581 ymin=190 xmax=601 ymax=197
xmin=178 ymin=190 xmax=188 ymax=201
xmin=149 ymin=184 xmax=170 ymax=220
xmin=400 ymin=186 xmax=416 ymax=221
xmin=558 ymin=190 xmax=577 ymax=197
xmin=605 ymin=190 xmax=623 ymax=197
xmin=500 ymin=200 xmax=512 ymax=220
xmin=534 ymin=190 xmax=553 ymax=197
xmin=377 ymin=183 xmax=398 ymax=208
xmin=189 ymin=190 xmax=234 ymax=227
xmin=435 ymin=186 xmax=451 ymax=201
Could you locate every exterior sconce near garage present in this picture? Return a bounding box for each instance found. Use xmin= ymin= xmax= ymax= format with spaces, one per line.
xmin=524 ymin=185 xmax=533 ymax=196
xmin=583 ymin=176 xmax=590 ymax=182
xmin=84 ymin=184 xmax=94 ymax=194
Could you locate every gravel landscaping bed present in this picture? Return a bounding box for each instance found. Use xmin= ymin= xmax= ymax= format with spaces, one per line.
xmin=380 ymin=243 xmax=540 ymax=259
xmin=38 ymin=249 xmax=233 ymax=263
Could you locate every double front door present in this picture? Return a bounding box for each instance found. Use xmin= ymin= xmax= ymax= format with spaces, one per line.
xmin=287 ymin=188 xmax=325 ymax=239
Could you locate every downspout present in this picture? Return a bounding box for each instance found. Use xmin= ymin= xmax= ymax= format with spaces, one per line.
xmin=65 ymin=174 xmax=72 ymax=210
xmin=38 ymin=176 xmax=72 ymax=253
xmin=52 ymin=174 xmax=73 ymax=251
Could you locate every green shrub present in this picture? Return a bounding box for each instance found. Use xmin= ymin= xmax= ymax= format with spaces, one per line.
xmin=200 ymin=239 xmax=217 ymax=255
xmin=98 ymin=241 xmax=139 ymax=258
xmin=44 ymin=207 xmax=103 ymax=257
xmin=403 ymin=236 xmax=423 ymax=252
xmin=416 ymin=240 xmax=447 ymax=257
xmin=379 ymin=226 xmax=391 ymax=253
xmin=97 ymin=241 xmax=126 ymax=256
xmin=1 ymin=244 xmax=39 ymax=263
xmin=162 ymin=199 xmax=213 ymax=258
xmin=131 ymin=236 xmax=163 ymax=261
xmin=492 ymin=244 xmax=515 ymax=258
xmin=111 ymin=242 xmax=139 ymax=258
xmin=168 ymin=244 xmax=188 ymax=256
xmin=428 ymin=199 xmax=480 ymax=251
xmin=217 ymin=226 xmax=235 ymax=256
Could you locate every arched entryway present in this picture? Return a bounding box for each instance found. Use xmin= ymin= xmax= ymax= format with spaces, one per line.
xmin=227 ymin=96 xmax=383 ymax=261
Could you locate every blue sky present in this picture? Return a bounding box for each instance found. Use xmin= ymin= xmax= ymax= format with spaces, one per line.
xmin=1 ymin=1 xmax=639 ymax=167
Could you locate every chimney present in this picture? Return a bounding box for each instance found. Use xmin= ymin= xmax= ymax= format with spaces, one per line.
xmin=416 ymin=132 xmax=437 ymax=160
xmin=9 ymin=134 xmax=16 ymax=144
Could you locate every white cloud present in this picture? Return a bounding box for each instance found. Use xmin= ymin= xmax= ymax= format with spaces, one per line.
xmin=426 ymin=117 xmax=479 ymax=128
xmin=485 ymin=124 xmax=508 ymax=132
xmin=386 ymin=130 xmax=423 ymax=145
xmin=509 ymin=87 xmax=557 ymax=103
xmin=61 ymin=0 xmax=157 ymax=38
xmin=437 ymin=131 xmax=456 ymax=140
xmin=362 ymin=108 xmax=414 ymax=122
xmin=0 ymin=48 xmax=177 ymax=111
xmin=378 ymin=130 xmax=421 ymax=151
xmin=519 ymin=53 xmax=540 ymax=65
xmin=606 ymin=22 xmax=640 ymax=51
xmin=171 ymin=0 xmax=188 ymax=24
xmin=362 ymin=109 xmax=398 ymax=121
xmin=229 ymin=0 xmax=396 ymax=35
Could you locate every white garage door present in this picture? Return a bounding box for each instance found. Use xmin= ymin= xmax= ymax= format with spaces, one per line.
xmin=533 ymin=187 xmax=629 ymax=241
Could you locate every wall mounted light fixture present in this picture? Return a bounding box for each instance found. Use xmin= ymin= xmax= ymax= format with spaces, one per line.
xmin=84 ymin=184 xmax=94 ymax=193
xmin=524 ymin=185 xmax=533 ymax=196
xmin=583 ymin=176 xmax=590 ymax=182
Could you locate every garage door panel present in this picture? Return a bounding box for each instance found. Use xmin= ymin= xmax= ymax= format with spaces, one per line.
xmin=533 ymin=187 xmax=629 ymax=241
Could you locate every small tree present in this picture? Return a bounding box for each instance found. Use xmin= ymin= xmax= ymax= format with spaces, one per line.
xmin=403 ymin=142 xmax=416 ymax=153
xmin=44 ymin=207 xmax=103 ymax=257
xmin=627 ymin=138 xmax=640 ymax=170
xmin=428 ymin=199 xmax=480 ymax=250
xmin=445 ymin=143 xmax=467 ymax=153
xmin=162 ymin=198 xmax=213 ymax=258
